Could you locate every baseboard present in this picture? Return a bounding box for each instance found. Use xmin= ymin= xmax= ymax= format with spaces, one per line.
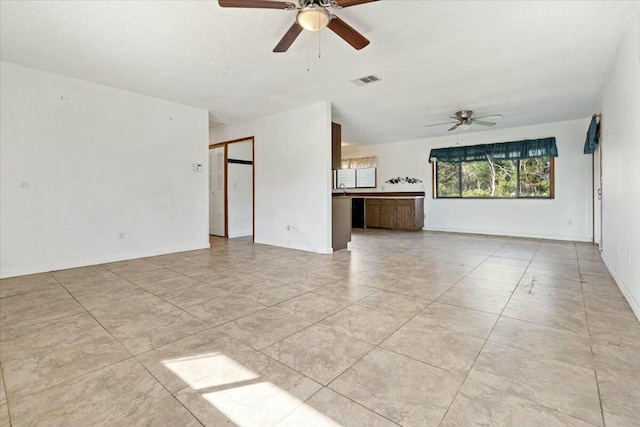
xmin=601 ymin=253 xmax=640 ymax=322
xmin=253 ymin=238 xmax=333 ymax=255
xmin=423 ymin=226 xmax=591 ymax=242
xmin=0 ymin=241 xmax=211 ymax=279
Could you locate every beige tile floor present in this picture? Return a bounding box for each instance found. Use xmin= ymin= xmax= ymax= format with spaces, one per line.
xmin=0 ymin=230 xmax=639 ymax=426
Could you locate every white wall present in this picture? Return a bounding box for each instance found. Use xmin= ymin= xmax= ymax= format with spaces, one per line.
xmin=343 ymin=119 xmax=592 ymax=241
xmin=211 ymin=102 xmax=333 ymax=254
xmin=227 ymin=140 xmax=253 ymax=238
xmin=597 ymin=8 xmax=640 ymax=318
xmin=0 ymin=61 xmax=210 ymax=278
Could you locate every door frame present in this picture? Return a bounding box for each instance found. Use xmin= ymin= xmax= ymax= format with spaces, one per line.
xmin=208 ymin=145 xmax=226 ymax=237
xmin=596 ymin=137 xmax=603 ymax=250
xmin=209 ymin=136 xmax=255 ymax=241
xmin=592 ymin=115 xmax=603 ymax=251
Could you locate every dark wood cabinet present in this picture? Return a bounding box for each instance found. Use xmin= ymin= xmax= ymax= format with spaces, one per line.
xmin=395 ymin=200 xmax=415 ymax=230
xmin=365 ymin=198 xmax=381 ymax=228
xmin=380 ymin=199 xmax=397 ymax=229
xmin=332 ymin=122 xmax=342 ymax=170
xmin=365 ymin=197 xmax=424 ymax=231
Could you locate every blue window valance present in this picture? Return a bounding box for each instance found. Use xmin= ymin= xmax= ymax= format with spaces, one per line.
xmin=429 ymin=137 xmax=558 ymax=163
xmin=583 ymin=116 xmax=599 ymax=154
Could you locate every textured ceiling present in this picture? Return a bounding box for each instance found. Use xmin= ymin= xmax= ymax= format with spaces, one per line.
xmin=0 ymin=1 xmax=634 ymax=145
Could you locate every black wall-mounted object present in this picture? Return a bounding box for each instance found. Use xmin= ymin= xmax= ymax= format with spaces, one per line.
xmin=228 ymin=159 xmax=253 ymax=165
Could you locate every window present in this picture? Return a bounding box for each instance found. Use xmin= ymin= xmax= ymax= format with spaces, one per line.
xmin=341 ymin=156 xmax=377 ymax=169
xmin=435 ymin=156 xmax=553 ymax=199
xmin=336 ymin=157 xmax=378 ymax=189
xmin=334 ymin=167 xmax=377 ymax=189
xmin=429 ymin=137 xmax=557 ymax=199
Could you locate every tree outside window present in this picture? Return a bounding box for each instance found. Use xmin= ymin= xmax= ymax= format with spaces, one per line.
xmin=435 ymin=156 xmax=552 ymax=199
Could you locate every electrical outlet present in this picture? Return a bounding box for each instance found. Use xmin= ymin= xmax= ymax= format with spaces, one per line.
xmin=286 ymin=225 xmax=292 ymax=231
xmin=118 ymin=232 xmax=125 ymax=240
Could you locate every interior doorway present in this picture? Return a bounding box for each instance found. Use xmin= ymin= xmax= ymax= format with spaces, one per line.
xmin=209 ymin=146 xmax=225 ymax=236
xmin=208 ymin=137 xmax=255 ymax=240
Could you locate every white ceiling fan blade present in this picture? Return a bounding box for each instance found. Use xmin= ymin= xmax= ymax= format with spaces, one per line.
xmin=471 ymin=120 xmax=496 ymax=127
xmin=425 ymin=121 xmax=457 ymax=128
xmin=472 ymin=114 xmax=503 ymax=121
xmin=448 ymin=123 xmax=460 ymax=131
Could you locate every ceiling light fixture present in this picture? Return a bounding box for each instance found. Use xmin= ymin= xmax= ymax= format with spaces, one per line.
xmin=297 ymin=6 xmax=330 ymax=31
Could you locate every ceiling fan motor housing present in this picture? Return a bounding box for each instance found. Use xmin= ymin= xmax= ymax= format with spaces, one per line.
xmin=299 ymin=0 xmax=340 ymax=8
xmin=456 ymin=110 xmax=473 ymax=120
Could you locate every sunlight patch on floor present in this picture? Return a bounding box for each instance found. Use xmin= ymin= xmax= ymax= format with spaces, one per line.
xmin=163 ymin=352 xmax=258 ymax=390
xmin=203 ymin=381 xmax=340 ymax=427
xmin=163 ymin=352 xmax=341 ymax=425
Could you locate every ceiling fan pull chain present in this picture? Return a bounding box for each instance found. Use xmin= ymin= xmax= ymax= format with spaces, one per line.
xmin=318 ymin=18 xmax=322 ymax=58
xmin=307 ymin=30 xmax=311 ymax=71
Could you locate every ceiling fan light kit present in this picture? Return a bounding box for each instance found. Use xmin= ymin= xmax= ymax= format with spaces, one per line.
xmin=297 ymin=6 xmax=330 ymax=31
xmin=218 ymin=0 xmax=376 ymax=52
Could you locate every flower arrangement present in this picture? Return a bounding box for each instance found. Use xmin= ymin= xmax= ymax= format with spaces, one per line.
xmin=385 ymin=177 xmax=422 ymax=184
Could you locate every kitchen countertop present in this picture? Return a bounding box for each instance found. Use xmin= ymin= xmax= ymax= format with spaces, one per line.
xmin=332 ymin=192 xmax=425 ymax=199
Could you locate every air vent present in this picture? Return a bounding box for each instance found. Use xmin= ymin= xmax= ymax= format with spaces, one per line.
xmin=351 ymin=75 xmax=382 ymax=86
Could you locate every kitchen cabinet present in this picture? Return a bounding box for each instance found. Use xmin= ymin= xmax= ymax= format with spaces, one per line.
xmin=365 ymin=199 xmax=380 ymax=228
xmin=396 ymin=199 xmax=417 ymax=229
xmin=365 ymin=197 xmax=424 ymax=231
xmin=380 ymin=199 xmax=397 ymax=229
xmin=332 ymin=122 xmax=342 ymax=170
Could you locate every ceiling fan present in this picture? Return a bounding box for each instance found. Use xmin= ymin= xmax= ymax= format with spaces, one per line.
xmin=425 ymin=110 xmax=504 ymax=131
xmin=218 ymin=0 xmax=377 ymax=52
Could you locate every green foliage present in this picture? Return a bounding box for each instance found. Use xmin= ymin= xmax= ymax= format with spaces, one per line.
xmin=436 ymin=156 xmax=551 ymax=198
xmin=436 ymin=162 xmax=460 ymax=197
xmin=463 ymin=188 xmax=491 ymax=197
xmin=519 ymin=158 xmax=551 ymax=197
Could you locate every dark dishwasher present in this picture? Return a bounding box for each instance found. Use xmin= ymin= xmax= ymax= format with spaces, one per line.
xmin=352 ymin=198 xmax=365 ymax=228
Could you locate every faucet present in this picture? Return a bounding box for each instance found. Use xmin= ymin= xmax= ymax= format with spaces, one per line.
xmin=338 ymin=183 xmax=347 ymax=196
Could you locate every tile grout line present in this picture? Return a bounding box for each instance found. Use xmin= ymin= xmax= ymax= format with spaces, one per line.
xmin=185 ymin=247 xmax=406 ymax=424
xmin=243 ymin=268 xmax=441 ymax=425
xmin=576 ymin=242 xmax=608 ymax=427
xmin=132 ymin=359 xmax=206 ymax=427
xmin=320 ymin=299 xmax=439 ymax=424
xmin=2 ymin=276 xmax=146 ymax=405
xmin=104 ymin=265 xmax=265 ymax=345
xmin=45 ymin=253 xmax=234 ymax=426
xmin=1 ymin=278 xmax=137 ymax=406
xmin=0 ymin=362 xmax=12 ymax=427
xmin=436 ymin=236 xmax=540 ymax=426
xmin=52 ymin=275 xmax=136 ymax=360
xmin=1 ymin=232 xmax=622 ymax=426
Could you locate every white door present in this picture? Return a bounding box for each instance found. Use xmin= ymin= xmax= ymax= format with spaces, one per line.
xmin=209 ymin=146 xmax=225 ymax=236
xmin=227 ymin=141 xmax=253 ymax=238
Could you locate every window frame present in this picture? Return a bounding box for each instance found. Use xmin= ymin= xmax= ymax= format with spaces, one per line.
xmin=432 ymin=157 xmax=555 ymax=200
